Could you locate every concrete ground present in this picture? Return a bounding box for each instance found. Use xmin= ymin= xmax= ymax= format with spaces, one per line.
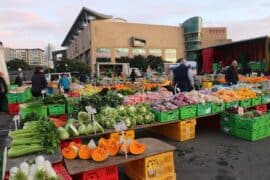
xmin=1 ymin=113 xmax=270 ymax=180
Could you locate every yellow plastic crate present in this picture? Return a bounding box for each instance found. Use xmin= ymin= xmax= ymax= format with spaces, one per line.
xmin=125 ymin=151 xmax=175 ymax=180
xmin=109 ymin=130 xmax=135 ymax=141
xmin=150 ymin=119 xmax=196 ymax=141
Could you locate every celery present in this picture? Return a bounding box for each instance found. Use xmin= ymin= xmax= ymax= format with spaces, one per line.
xmin=8 ymin=144 xmax=45 ymax=158
xmin=11 ymin=137 xmax=41 ymax=146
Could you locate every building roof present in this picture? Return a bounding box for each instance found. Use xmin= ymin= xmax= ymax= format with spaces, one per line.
xmin=199 ymin=35 xmax=269 ymax=50
xmin=61 ymin=7 xmax=113 ymax=46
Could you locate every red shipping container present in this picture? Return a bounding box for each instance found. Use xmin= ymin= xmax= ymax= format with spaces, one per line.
xmin=8 ymin=103 xmax=19 ymax=115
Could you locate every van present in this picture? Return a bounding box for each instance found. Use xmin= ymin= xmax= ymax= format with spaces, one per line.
xmin=45 ymin=73 xmax=71 ymax=82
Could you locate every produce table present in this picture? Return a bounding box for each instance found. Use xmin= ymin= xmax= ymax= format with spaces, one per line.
xmin=6 ymin=147 xmax=62 ymax=170
xmin=64 ymin=138 xmax=176 ymax=175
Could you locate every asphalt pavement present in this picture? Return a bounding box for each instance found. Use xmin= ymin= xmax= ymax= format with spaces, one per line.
xmin=1 ymin=113 xmax=270 ymax=180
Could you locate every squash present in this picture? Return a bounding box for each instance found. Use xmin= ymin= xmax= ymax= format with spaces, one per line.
xmin=98 ymin=138 xmax=108 ymax=147
xmin=78 ymin=145 xmax=92 ymax=160
xmin=106 ymin=139 xmax=119 ymax=156
xmin=62 ymin=146 xmax=78 ymax=159
xmin=92 ymin=147 xmax=109 ymax=162
xmin=129 ymin=140 xmax=146 ymax=155
xmin=119 ymin=143 xmax=130 ymax=154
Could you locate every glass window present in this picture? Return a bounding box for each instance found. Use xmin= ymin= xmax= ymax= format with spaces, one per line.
xmin=115 ymin=48 xmax=129 ymax=58
xmin=149 ymin=49 xmax=162 ymax=57
xmin=96 ymin=48 xmax=111 ymax=58
xmin=165 ymin=49 xmax=177 ymax=62
xmin=132 ymin=48 xmax=145 ymax=56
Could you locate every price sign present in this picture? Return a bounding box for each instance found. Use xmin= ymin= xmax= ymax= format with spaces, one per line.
xmin=85 ymin=106 xmax=97 ymax=114
xmin=114 ymin=122 xmax=127 ymax=132
xmin=13 ymin=115 xmax=20 ymax=131
xmin=238 ymin=107 xmax=244 ymax=116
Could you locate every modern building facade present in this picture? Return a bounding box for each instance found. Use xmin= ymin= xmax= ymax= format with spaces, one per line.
xmin=61 ymin=7 xmax=230 ymax=74
xmin=16 ymin=48 xmax=45 ymax=66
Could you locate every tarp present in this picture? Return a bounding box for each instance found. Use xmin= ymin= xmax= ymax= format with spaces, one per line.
xmin=0 ymin=47 xmax=10 ymax=84
xmin=202 ymin=48 xmax=214 ymax=73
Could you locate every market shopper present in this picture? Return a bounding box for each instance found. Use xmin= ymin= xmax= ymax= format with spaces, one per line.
xmin=225 ymin=60 xmax=239 ymax=85
xmin=0 ymin=72 xmax=8 ymax=110
xmin=59 ymin=74 xmax=71 ymax=93
xmin=31 ymin=67 xmax=47 ymax=97
xmin=172 ymin=59 xmax=194 ymax=92
xmin=130 ymin=69 xmax=137 ymax=83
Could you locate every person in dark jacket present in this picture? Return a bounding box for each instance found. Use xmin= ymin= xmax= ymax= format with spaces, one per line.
xmin=130 ymin=69 xmax=136 ymax=83
xmin=225 ymin=60 xmax=239 ymax=85
xmin=31 ymin=67 xmax=47 ymax=97
xmin=173 ymin=59 xmax=194 ymax=92
xmin=15 ymin=76 xmax=23 ymax=87
xmin=0 ymin=72 xmax=8 ymax=110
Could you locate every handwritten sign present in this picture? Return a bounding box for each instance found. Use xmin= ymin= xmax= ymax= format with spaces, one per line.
xmin=114 ymin=122 xmax=127 ymax=132
xmin=85 ymin=106 xmax=97 ymax=114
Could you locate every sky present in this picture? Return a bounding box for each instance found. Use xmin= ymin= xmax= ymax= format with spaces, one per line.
xmin=0 ymin=0 xmax=270 ymax=49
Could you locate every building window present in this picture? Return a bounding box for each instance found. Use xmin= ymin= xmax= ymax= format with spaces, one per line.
xmin=132 ymin=48 xmax=145 ymax=56
xmin=149 ymin=49 xmax=162 ymax=57
xmin=165 ymin=49 xmax=177 ymax=62
xmin=96 ymin=48 xmax=111 ymax=62
xmin=115 ymin=48 xmax=129 ymax=58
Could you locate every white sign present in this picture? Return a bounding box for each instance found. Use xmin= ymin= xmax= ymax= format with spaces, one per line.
xmin=85 ymin=106 xmax=97 ymax=114
xmin=114 ymin=122 xmax=127 ymax=132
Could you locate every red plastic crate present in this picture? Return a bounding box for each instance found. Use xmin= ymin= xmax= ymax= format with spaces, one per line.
xmin=80 ymin=165 xmax=118 ymax=180
xmin=53 ymin=163 xmax=72 ymax=180
xmin=256 ymin=105 xmax=267 ymax=113
xmin=8 ymin=103 xmax=19 ymax=115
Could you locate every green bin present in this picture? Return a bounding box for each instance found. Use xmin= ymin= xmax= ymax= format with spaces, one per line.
xmin=179 ymin=104 xmax=197 ymax=120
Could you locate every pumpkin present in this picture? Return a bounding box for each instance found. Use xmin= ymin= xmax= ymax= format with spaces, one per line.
xmin=92 ymin=147 xmax=109 ymax=162
xmin=98 ymin=138 xmax=108 ymax=147
xmin=62 ymin=146 xmax=78 ymax=159
xmin=106 ymin=139 xmax=119 ymax=156
xmin=129 ymin=140 xmax=146 ymax=155
xmin=119 ymin=143 xmax=130 ymax=154
xmin=78 ymin=145 xmax=93 ymax=160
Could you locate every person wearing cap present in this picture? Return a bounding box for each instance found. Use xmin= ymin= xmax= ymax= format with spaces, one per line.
xmin=173 ymin=59 xmax=194 ymax=92
xmin=0 ymin=72 xmax=8 ymax=110
xmin=225 ymin=60 xmax=239 ymax=85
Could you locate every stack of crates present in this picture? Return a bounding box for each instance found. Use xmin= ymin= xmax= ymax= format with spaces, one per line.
xmin=221 ymin=111 xmax=270 ymax=141
xmin=149 ymin=119 xmax=196 ymax=141
xmin=125 ymin=151 xmax=175 ymax=180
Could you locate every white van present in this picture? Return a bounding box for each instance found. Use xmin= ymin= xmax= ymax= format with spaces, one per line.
xmin=45 ymin=73 xmax=71 ymax=82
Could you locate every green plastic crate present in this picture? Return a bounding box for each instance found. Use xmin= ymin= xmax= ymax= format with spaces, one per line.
xmin=8 ymin=85 xmax=18 ymax=90
xmin=251 ymin=96 xmax=262 ymax=106
xmin=197 ymin=103 xmax=212 ymax=117
xmin=67 ymin=105 xmax=74 ymax=114
xmin=179 ymin=104 xmax=197 ymax=120
xmin=221 ymin=112 xmax=238 ymax=124
xmin=239 ymin=99 xmax=252 ymax=108
xmin=235 ymin=116 xmax=266 ymax=130
xmin=220 ymin=123 xmax=235 ymax=135
xmin=25 ymin=88 xmax=32 ymax=100
xmin=48 ymin=104 xmax=66 ymax=116
xmin=20 ymin=105 xmax=48 ymax=119
xmin=212 ymin=103 xmax=225 ymax=114
xmin=17 ymin=92 xmax=26 ymax=103
xmin=153 ymin=109 xmax=179 ymax=122
xmin=7 ymin=93 xmax=17 ymax=104
xmin=235 ymin=128 xmax=268 ymax=141
xmin=225 ymin=101 xmax=239 ymax=109
xmin=261 ymin=95 xmax=270 ymax=104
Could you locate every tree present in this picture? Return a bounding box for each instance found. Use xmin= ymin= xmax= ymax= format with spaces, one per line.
xmin=7 ymin=59 xmax=31 ymax=71
xmin=56 ymin=59 xmax=91 ymax=74
xmin=130 ymin=55 xmax=148 ymax=72
xmin=147 ymin=55 xmax=164 ymax=71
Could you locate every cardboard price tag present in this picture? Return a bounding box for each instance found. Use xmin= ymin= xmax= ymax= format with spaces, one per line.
xmin=238 ymin=107 xmax=244 ymax=116
xmin=114 ymin=122 xmax=127 ymax=132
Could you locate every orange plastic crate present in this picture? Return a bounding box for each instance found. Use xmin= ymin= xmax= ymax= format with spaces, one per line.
xmin=150 ymin=119 xmax=196 ymax=141
xmin=109 ymin=130 xmax=135 ymax=141
xmin=125 ymin=151 xmax=175 ymax=180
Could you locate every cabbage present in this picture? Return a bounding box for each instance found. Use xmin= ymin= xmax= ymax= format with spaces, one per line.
xmin=58 ymin=127 xmax=70 ymax=140
xmin=123 ymin=117 xmax=131 ymax=127
xmin=69 ymin=124 xmax=79 ymax=137
xmin=78 ymin=112 xmax=90 ymax=123
xmin=93 ymin=121 xmax=104 ymax=133
xmin=86 ymin=124 xmax=94 ymax=134
xmin=78 ymin=124 xmax=87 ymax=135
